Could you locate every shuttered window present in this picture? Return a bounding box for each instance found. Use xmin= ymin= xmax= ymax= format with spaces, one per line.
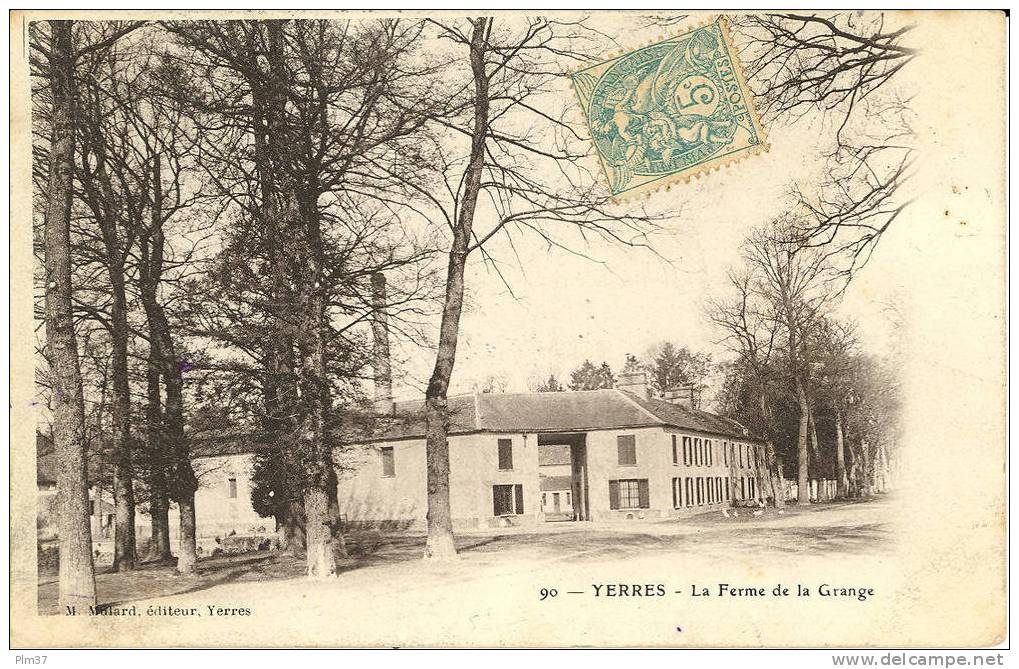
xmin=683 ymin=436 xmax=691 ymax=466
xmin=497 ymin=438 xmax=513 ymax=470
xmin=493 ymin=484 xmax=524 ymax=515
xmin=685 ymin=478 xmax=694 ymax=507
xmin=617 ymin=435 xmax=636 ymax=465
xmin=671 ymin=435 xmax=678 ymax=465
xmin=706 ymin=439 xmax=713 ymax=467
xmin=609 ymin=479 xmax=649 ymax=510
xmin=228 ymin=477 xmax=237 ymax=499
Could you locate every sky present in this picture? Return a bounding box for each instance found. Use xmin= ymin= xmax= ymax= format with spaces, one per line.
xmin=385 ymin=112 xmax=911 ymax=403
xmin=374 ymin=12 xmax=923 ymax=406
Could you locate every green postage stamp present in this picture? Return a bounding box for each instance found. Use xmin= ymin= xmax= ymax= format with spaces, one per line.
xmin=571 ymin=18 xmax=767 ymax=198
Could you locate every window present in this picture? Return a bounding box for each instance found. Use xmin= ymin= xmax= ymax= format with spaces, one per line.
xmin=716 ymin=477 xmax=723 ymax=503
xmin=493 ymin=484 xmax=524 ymax=515
xmin=685 ymin=478 xmax=694 ymax=507
xmin=617 ymin=435 xmax=637 ymax=466
xmin=672 ymin=477 xmax=681 ymax=508
xmin=380 ymin=446 xmax=395 ymax=477
xmin=723 ymin=441 xmax=728 ymax=466
xmin=696 ymin=477 xmax=704 ymax=505
xmin=730 ymin=443 xmax=735 ymax=466
xmin=725 ymin=477 xmax=730 ymax=501
xmin=683 ymin=436 xmax=691 ymax=466
xmin=738 ymin=444 xmax=745 ymax=467
xmin=542 ymin=493 xmax=547 ymax=507
xmin=88 ymin=500 xmax=95 ymax=515
xmin=706 ymin=439 xmax=713 ymax=467
xmin=609 ymin=479 xmax=649 ymax=510
xmin=740 ymin=477 xmax=747 ymax=500
xmin=749 ymin=478 xmax=757 ymax=499
xmin=694 ymin=438 xmax=702 ymax=466
xmin=706 ymin=477 xmax=712 ymax=504
xmin=228 ymin=477 xmax=237 ymax=499
xmin=497 ymin=438 xmax=513 ymax=470
xmin=565 ymin=491 xmax=571 ymax=505
xmin=671 ymin=435 xmax=678 ymax=465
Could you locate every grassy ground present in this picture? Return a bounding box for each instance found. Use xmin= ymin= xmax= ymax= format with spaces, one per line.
xmin=37 ymin=496 xmax=895 ymax=617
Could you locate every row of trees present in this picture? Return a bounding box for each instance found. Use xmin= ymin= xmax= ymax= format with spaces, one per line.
xmin=33 ymin=13 xmax=913 ymax=609
xmin=709 ymin=223 xmax=901 ymax=504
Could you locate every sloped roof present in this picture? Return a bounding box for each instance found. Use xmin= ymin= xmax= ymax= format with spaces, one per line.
xmin=621 ymin=391 xmax=754 ymax=440
xmin=538 ymin=443 xmax=572 ymax=466
xmin=371 ymin=388 xmax=759 ymax=442
xmin=540 ymin=475 xmax=574 ymax=491
xmin=369 ymin=394 xmax=479 ymax=441
xmin=187 ymin=389 xmax=760 ymax=458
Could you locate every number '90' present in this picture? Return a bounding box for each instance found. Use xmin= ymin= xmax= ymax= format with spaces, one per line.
xmin=539 ymin=588 xmax=558 ymax=600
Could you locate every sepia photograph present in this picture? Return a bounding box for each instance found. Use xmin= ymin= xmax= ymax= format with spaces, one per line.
xmin=8 ymin=8 xmax=1008 ymax=654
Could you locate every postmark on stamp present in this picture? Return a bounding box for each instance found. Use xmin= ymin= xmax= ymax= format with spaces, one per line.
xmin=571 ymin=18 xmax=767 ymax=198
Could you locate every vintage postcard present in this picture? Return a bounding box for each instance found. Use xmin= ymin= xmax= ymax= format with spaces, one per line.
xmin=9 ymin=9 xmax=1007 ymax=652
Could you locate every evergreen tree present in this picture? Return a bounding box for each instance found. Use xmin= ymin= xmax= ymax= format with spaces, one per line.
xmin=568 ymin=360 xmax=615 ymax=391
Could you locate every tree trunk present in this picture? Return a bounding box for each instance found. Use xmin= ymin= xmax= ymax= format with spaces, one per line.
xmin=108 ymin=279 xmax=137 ymax=571
xmin=176 ymin=495 xmax=197 ymax=575
xmin=766 ymin=443 xmax=784 ymax=508
xmin=859 ymin=440 xmax=874 ymax=498
xmin=80 ymin=65 xmax=138 ymax=572
xmin=423 ymin=18 xmax=491 ymax=561
xmin=148 ymin=496 xmax=171 ymax=561
xmin=794 ymin=377 xmax=811 ymax=505
xmin=102 ymin=228 xmax=136 ymax=571
xmin=44 ymin=20 xmax=98 ymax=612
xmin=140 ymin=154 xmax=197 ymax=575
xmin=807 ymin=402 xmax=821 ymax=469
xmin=834 ymin=405 xmax=849 ymax=499
xmin=262 ymin=21 xmax=338 ymax=578
xmin=847 ymin=441 xmax=860 ymax=498
xmin=304 ymin=487 xmax=335 ymax=578
xmin=145 ymin=341 xmax=172 ymax=561
xmin=326 ymin=466 xmax=347 ymax=558
xmin=279 ymin=500 xmax=306 ymax=554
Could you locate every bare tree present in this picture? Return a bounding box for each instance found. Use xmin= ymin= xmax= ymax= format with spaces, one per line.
xmin=734 ymin=12 xmax=916 ymax=282
xmin=708 ymin=267 xmax=784 ymax=505
xmin=810 ymin=316 xmax=858 ymax=499
xmin=719 ymin=220 xmax=834 ymax=505
xmin=73 ymin=31 xmax=142 ymax=572
xmin=375 ymin=17 xmax=661 ymax=559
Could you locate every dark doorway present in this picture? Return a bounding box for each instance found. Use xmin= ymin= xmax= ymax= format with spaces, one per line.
xmin=538 ymin=432 xmax=590 ymax=521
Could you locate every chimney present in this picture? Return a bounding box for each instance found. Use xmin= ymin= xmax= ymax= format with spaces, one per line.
xmin=370 ymin=272 xmax=394 ymax=416
xmin=615 ymin=355 xmax=649 ymax=399
xmin=663 ymin=385 xmax=698 ymax=409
